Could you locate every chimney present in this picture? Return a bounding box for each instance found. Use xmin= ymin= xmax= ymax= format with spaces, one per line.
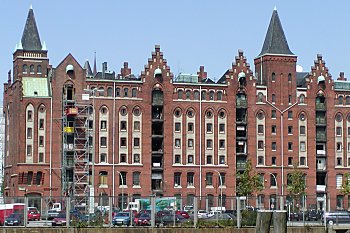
xmin=102 ymin=62 xmax=107 ymax=79
xmin=7 ymin=70 xmax=12 ymax=85
xmin=197 ymin=66 xmax=207 ymax=81
xmin=121 ymin=62 xmax=131 ymax=78
xmin=338 ymin=72 xmax=346 ymax=81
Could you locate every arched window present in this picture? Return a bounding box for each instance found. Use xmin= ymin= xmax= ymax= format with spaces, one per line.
xmin=288 ymin=73 xmax=292 ymax=81
xmin=272 ymin=72 xmax=276 ymax=81
xmin=194 ymin=91 xmax=199 ymax=100
xmin=30 ymin=65 xmax=34 ymax=73
xmin=257 ymin=92 xmax=263 ymax=102
xmin=178 ymin=90 xmax=183 ymax=99
xmin=338 ymin=96 xmax=344 ymax=105
xmin=201 ymin=91 xmax=206 ymax=100
xmin=132 ymin=88 xmax=137 ymax=97
xmin=209 ymin=91 xmax=214 ymax=100
xmin=124 ymin=88 xmax=128 ymax=97
xmin=37 ymin=65 xmax=42 ymax=74
xmin=23 ymin=64 xmax=27 ymax=73
xmin=98 ymin=87 xmax=104 ymax=97
xmin=217 ymin=91 xmax=223 ymax=100
xmin=346 ymin=96 xmax=350 ymax=105
xmin=272 ymin=94 xmax=276 ymax=103
xmin=299 ymin=94 xmax=305 ymax=104
xmin=107 ymin=87 xmax=113 ymax=97
xmin=115 ymin=88 xmax=120 ymax=97
xmin=185 ymin=90 xmax=191 ymax=99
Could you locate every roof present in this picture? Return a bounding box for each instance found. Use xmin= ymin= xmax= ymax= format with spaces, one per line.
xmin=83 ymin=60 xmax=93 ymax=77
xmin=21 ymin=8 xmax=42 ymax=51
xmin=93 ymin=71 xmax=116 ymax=80
xmin=22 ymin=77 xmax=50 ymax=97
xmin=258 ymin=10 xmax=293 ymax=57
xmin=296 ymin=72 xmax=308 ymax=88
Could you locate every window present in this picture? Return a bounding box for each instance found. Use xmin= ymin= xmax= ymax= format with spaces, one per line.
xmin=206 ymin=123 xmax=213 ymax=133
xmin=187 ymin=109 xmax=194 ymax=118
xmin=174 ymin=172 xmax=181 ymax=187
xmin=175 ymin=122 xmax=181 ymax=132
xmin=288 ymin=111 xmax=293 ymax=119
xmin=258 ymin=92 xmax=263 ymax=102
xmin=347 ymin=96 xmax=350 ymax=105
xmin=99 ymin=171 xmax=108 ymax=186
xmin=258 ymin=140 xmax=264 ymax=150
xmin=300 ymin=126 xmax=305 ymax=135
xmin=185 ymin=90 xmax=191 ymax=99
xmin=201 ymin=91 xmax=206 ymax=100
xmin=271 ymin=110 xmax=276 ymax=119
xmin=36 ymin=172 xmax=43 ymax=185
xmin=258 ymin=156 xmax=264 ymax=165
xmin=39 ymin=119 xmax=44 ymax=129
xmin=206 ymin=139 xmax=213 ymax=149
xmin=27 ymin=145 xmax=32 ymax=156
xmin=272 ymin=94 xmax=276 ymax=103
xmin=27 ymin=171 xmax=33 ymax=185
xmin=336 ymin=127 xmax=342 ymax=136
xmin=337 ymin=195 xmax=344 ymax=209
xmin=272 ymin=157 xmax=276 ymax=165
xmin=300 ymin=157 xmax=306 ymax=166
xmin=132 ymin=88 xmax=137 ymax=97
xmin=23 ymin=64 xmax=27 ymax=73
xmin=123 ymin=88 xmax=128 ymax=97
xmin=206 ymin=173 xmax=213 ymax=186
xmin=270 ymin=173 xmax=277 ymax=187
xmin=339 ymin=96 xmax=344 ymax=105
xmin=120 ymin=138 xmax=126 ymax=147
xmin=337 ymin=142 xmax=342 ymax=152
xmin=194 ymin=91 xmax=199 ymax=100
xmin=272 ymin=142 xmax=277 ymax=151
xmin=120 ymin=154 xmax=127 ymax=163
xmin=300 ymin=141 xmax=306 ymax=152
xmin=100 ymin=120 xmax=107 ymax=130
xmin=134 ymin=138 xmax=140 ymax=147
xmin=175 ymin=139 xmax=181 ymax=148
xmin=219 ymin=140 xmax=225 ymax=149
xmin=288 ymin=73 xmax=292 ymax=82
xmin=98 ymin=87 xmax=104 ymax=97
xmin=115 ymin=88 xmax=120 ymax=97
xmin=119 ymin=172 xmax=127 ymax=186
xmin=133 ymin=172 xmax=140 ymax=186
xmin=272 ymin=72 xmax=275 ymax=81
xmin=120 ymin=121 xmax=127 ymax=131
xmin=209 ymin=91 xmax=214 ymax=100
xmin=337 ymin=157 xmax=343 ymax=166
xmin=188 ymin=139 xmax=194 ymax=148
xmin=27 ymin=128 xmax=32 ymax=139
xmin=38 ymin=153 xmax=44 ymax=163
xmin=217 ymin=91 xmax=222 ymax=100
xmin=288 ymin=95 xmax=292 ymax=104
xmin=272 ymin=125 xmax=277 ymax=134
xmin=39 ymin=136 xmax=44 ymax=146
xmin=27 ymin=110 xmax=33 ymax=121
xmin=107 ymin=87 xmax=113 ymax=97
xmin=288 ymin=142 xmax=293 ymax=151
xmin=288 ymin=126 xmax=293 ymax=134
xmin=288 ymin=157 xmax=293 ymax=166
xmin=336 ymin=174 xmax=343 ymax=188
xmin=120 ymin=107 xmax=127 ymax=116
xmin=187 ymin=173 xmax=194 ymax=186
xmin=100 ymin=137 xmax=107 ymax=147
xmin=219 ymin=173 xmax=226 ymax=186
xmin=188 ymin=123 xmax=194 ymax=132
xmin=188 ymin=155 xmax=194 ymax=164
xmin=30 ymin=65 xmax=34 ymax=73
xmin=300 ymin=94 xmax=305 ymax=103
xmin=175 ymin=154 xmax=181 ymax=164
xmin=258 ymin=125 xmax=264 ymax=134
xmin=206 ymin=155 xmax=213 ymax=164
xmin=177 ymin=90 xmax=183 ymax=99
xmin=219 ymin=124 xmax=225 ymax=133
xmin=206 ymin=110 xmax=213 ymax=118
xmin=133 ymin=154 xmax=140 ymax=163
xmin=100 ymin=153 xmax=107 ymax=163
xmin=134 ymin=121 xmax=140 ymax=131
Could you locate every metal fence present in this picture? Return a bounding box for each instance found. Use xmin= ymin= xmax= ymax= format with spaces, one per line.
xmin=0 ymin=194 xmax=330 ymax=228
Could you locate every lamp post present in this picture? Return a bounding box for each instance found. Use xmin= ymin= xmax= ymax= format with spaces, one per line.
xmin=116 ymin=171 xmax=124 ymax=211
xmin=214 ymin=170 xmax=223 ymax=211
xmin=265 ymin=100 xmax=298 ymax=210
xmin=268 ymin=172 xmax=278 ymax=210
xmin=84 ymin=87 xmax=103 ymax=213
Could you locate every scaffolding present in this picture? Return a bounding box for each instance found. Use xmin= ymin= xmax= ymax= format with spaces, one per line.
xmin=62 ymin=85 xmax=92 ymax=208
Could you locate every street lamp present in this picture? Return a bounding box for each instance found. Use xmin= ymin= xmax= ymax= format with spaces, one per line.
xmin=265 ymin=100 xmax=298 ymax=210
xmin=214 ymin=170 xmax=223 ymax=211
xmin=116 ymin=171 xmax=124 ymax=211
xmin=268 ymin=172 xmax=278 ymax=210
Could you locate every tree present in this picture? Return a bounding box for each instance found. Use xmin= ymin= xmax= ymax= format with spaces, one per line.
xmin=236 ymin=159 xmax=263 ymax=196
xmin=341 ymin=173 xmax=350 ymax=195
xmin=287 ymin=166 xmax=306 ymax=210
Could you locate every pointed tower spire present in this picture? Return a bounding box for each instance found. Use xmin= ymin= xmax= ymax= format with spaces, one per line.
xmin=258 ymin=9 xmax=293 ymax=56
xmin=93 ymin=51 xmax=97 ymax=76
xmin=84 ymin=60 xmax=93 ymax=77
xmin=21 ymin=7 xmax=42 ymax=51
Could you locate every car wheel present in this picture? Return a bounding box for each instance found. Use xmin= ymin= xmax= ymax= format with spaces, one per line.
xmin=328 ymin=220 xmax=334 ymax=225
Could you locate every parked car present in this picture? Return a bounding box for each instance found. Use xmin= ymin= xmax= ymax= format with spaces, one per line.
xmin=4 ymin=213 xmax=24 ymax=226
xmin=47 ymin=209 xmax=60 ymax=220
xmin=305 ymin=209 xmax=322 ymax=221
xmin=135 ymin=213 xmax=151 ymax=226
xmin=206 ymin=213 xmax=235 ymax=221
xmin=28 ymin=207 xmax=41 ymax=221
xmin=52 ymin=212 xmax=66 ymax=226
xmin=324 ymin=211 xmax=350 ymax=225
xmin=112 ymin=212 xmax=131 ymax=226
xmin=159 ymin=214 xmax=189 ymax=226
xmin=198 ymin=210 xmax=209 ymax=219
xmin=175 ymin=210 xmax=190 ymax=219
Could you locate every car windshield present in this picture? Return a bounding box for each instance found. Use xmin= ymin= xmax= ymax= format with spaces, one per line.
xmin=117 ymin=212 xmax=129 ymax=217
xmin=8 ymin=214 xmax=19 ymax=218
xmin=140 ymin=213 xmax=150 ymax=218
xmin=57 ymin=213 xmax=66 ymax=218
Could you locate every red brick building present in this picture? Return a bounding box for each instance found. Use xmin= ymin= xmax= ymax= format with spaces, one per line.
xmin=3 ymin=8 xmax=350 ymax=211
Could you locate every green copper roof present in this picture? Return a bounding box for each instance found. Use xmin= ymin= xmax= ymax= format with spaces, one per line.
xmin=22 ymin=77 xmax=50 ymax=97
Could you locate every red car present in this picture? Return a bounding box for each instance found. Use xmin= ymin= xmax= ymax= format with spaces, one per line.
xmin=28 ymin=207 xmax=41 ymax=221
xmin=175 ymin=210 xmax=190 ymax=219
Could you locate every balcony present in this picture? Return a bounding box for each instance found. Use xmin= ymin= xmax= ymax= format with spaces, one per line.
xmin=316 ymin=185 xmax=326 ymax=192
xmin=315 ymin=103 xmax=326 ymax=111
xmin=236 ymin=99 xmax=247 ymax=108
xmin=315 ymin=117 xmax=326 ymax=125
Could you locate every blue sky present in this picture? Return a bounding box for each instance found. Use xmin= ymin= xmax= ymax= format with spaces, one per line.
xmin=1 ymin=1 xmax=349 ymax=88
